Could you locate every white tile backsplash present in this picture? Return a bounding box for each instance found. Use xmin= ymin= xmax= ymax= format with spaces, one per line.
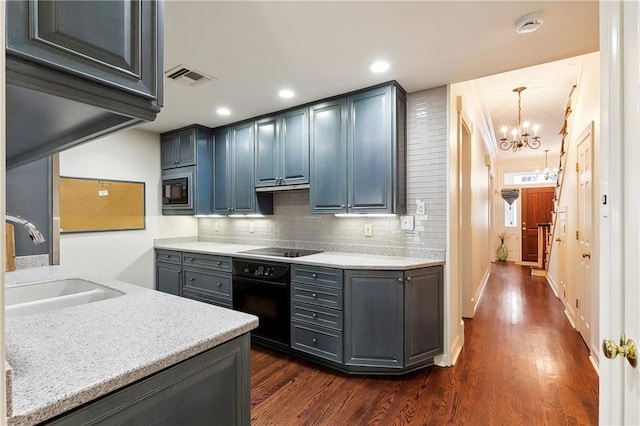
xmin=198 ymin=86 xmax=448 ymax=260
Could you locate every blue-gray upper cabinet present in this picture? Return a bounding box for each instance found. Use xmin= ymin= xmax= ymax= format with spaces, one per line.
xmin=5 ymin=0 xmax=164 ymax=169
xmin=161 ymin=129 xmax=196 ymax=169
xmin=161 ymin=126 xmax=212 ymax=216
xmin=214 ymin=124 xmax=274 ymax=215
xmin=310 ymin=83 xmax=407 ymax=214
xmin=255 ymin=108 xmax=309 ymax=188
xmin=309 ymin=99 xmax=348 ymax=213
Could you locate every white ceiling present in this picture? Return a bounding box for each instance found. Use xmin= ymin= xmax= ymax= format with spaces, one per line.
xmin=142 ymin=1 xmax=599 ymax=160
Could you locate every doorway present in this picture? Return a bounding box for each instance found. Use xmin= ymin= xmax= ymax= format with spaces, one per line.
xmin=520 ymin=187 xmax=554 ymax=263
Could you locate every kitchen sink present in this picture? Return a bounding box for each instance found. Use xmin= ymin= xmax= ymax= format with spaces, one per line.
xmin=5 ymin=279 xmax=124 ymax=318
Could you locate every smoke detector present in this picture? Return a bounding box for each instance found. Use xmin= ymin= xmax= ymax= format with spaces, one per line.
xmin=165 ymin=64 xmax=216 ymax=87
xmin=515 ymin=12 xmax=544 ymax=34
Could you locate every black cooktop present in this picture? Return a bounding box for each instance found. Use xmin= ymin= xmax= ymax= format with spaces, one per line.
xmin=238 ymin=247 xmax=323 ymax=258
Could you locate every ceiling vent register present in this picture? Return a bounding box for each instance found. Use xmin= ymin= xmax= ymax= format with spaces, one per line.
xmin=165 ymin=65 xmax=216 ymax=87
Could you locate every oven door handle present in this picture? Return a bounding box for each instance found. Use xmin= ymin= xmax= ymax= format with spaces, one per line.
xmin=232 ymin=276 xmax=288 ymax=288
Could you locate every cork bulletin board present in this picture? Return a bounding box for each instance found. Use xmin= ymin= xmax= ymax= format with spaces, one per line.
xmin=60 ymin=177 xmax=145 ymax=233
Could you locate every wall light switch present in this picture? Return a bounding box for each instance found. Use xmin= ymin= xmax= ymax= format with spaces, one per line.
xmin=416 ymin=200 xmax=426 ymax=216
xmin=249 ymin=222 xmax=255 ymax=233
xmin=214 ymin=222 xmax=219 ymax=232
xmin=364 ymin=223 xmax=373 ymax=237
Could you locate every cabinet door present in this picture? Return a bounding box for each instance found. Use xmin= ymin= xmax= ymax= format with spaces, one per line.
xmin=255 ymin=117 xmax=279 ymax=187
xmin=344 ymin=270 xmax=403 ymax=368
xmin=310 ymin=99 xmax=347 ymax=213
xmin=280 ymin=107 xmax=309 ymax=185
xmin=231 ymin=123 xmax=255 ymax=213
xmin=213 ymin=128 xmax=232 ymax=214
xmin=176 ymin=129 xmax=196 ymax=167
xmin=404 ymin=267 xmax=444 ymax=366
xmin=160 ymin=134 xmax=178 ymax=169
xmin=347 ymin=86 xmax=393 ymax=213
xmin=156 ymin=262 xmax=182 ymax=297
xmin=48 ymin=335 xmax=251 ymax=426
xmin=7 ymin=0 xmax=161 ymax=101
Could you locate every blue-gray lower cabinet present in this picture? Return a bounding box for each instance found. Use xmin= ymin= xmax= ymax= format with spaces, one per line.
xmin=343 ymin=266 xmax=444 ymax=371
xmin=45 ymin=334 xmax=251 ymax=426
xmin=344 ymin=270 xmax=404 ymax=368
xmin=155 ymin=250 xmax=182 ymax=297
xmin=290 ymin=265 xmax=343 ymax=363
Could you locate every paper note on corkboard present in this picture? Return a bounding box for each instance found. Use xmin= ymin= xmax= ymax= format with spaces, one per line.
xmin=60 ymin=177 xmax=145 ymax=233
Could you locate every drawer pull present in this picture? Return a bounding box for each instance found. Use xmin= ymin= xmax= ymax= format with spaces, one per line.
xmin=216 ymin=261 xmax=222 ymax=266
xmin=312 ymin=273 xmax=318 ymax=279
xmin=312 ymin=313 xmax=317 ymax=318
xmin=406 ymin=276 xmax=412 ymax=281
xmin=397 ymin=277 xmax=403 ymax=282
xmin=188 ymin=257 xmax=195 ymax=262
xmin=217 ymin=283 xmax=223 ymax=287
xmin=312 ymin=338 xmax=318 ymax=345
xmin=312 ymin=293 xmax=317 ymax=298
xmin=190 ymin=277 xmax=196 ymax=282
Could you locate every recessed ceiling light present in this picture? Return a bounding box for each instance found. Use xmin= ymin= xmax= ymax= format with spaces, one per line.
xmin=278 ymin=89 xmax=295 ymax=99
xmin=370 ymin=60 xmax=390 ymax=73
xmin=216 ymin=107 xmax=231 ymax=116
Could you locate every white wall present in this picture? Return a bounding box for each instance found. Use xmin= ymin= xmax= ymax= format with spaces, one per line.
xmin=59 ymin=128 xmax=197 ymax=289
xmin=547 ymin=52 xmax=600 ymax=361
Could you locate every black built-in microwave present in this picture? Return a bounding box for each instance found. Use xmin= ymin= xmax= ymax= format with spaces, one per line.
xmin=161 ymin=167 xmax=194 ymax=214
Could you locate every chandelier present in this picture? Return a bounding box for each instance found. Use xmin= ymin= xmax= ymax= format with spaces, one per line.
xmin=499 ymin=87 xmax=542 ymax=152
xmin=538 ymin=149 xmax=558 ymax=182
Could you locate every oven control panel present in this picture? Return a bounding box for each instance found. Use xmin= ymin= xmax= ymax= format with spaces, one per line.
xmin=232 ymin=259 xmax=290 ymax=281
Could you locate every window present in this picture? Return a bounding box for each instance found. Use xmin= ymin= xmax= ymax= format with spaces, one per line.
xmin=504 ymin=171 xmax=557 ymax=185
xmin=504 ymin=200 xmax=517 ymax=227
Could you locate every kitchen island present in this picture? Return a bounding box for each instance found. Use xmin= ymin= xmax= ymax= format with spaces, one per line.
xmin=5 ymin=266 xmax=258 ymax=425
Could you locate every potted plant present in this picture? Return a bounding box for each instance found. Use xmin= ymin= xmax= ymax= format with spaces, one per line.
xmin=496 ymin=232 xmax=508 ymax=262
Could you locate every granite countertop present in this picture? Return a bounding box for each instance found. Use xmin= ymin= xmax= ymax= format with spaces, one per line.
xmin=154 ymin=241 xmax=444 ymax=270
xmin=4 ymin=266 xmax=258 ymax=425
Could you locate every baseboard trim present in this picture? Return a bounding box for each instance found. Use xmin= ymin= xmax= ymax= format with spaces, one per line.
xmin=442 ymin=324 xmax=464 ymax=367
xmin=588 ymin=354 xmax=599 ymax=375
xmin=564 ymin=308 xmax=577 ymax=328
xmin=546 ymin=274 xmax=560 ymax=298
xmin=472 ymin=267 xmax=490 ymax=314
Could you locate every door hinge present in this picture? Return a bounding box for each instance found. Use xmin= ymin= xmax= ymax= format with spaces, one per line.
xmin=576 ymin=230 xmax=579 ymax=240
xmin=576 ymin=298 xmax=579 ymax=309
xmin=576 ymin=162 xmax=579 ymax=172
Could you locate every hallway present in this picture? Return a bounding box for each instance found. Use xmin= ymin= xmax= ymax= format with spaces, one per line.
xmin=250 ymin=263 xmax=598 ymax=425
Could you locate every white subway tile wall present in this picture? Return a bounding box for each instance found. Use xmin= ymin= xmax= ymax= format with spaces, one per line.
xmin=199 ymin=86 xmax=448 ymax=259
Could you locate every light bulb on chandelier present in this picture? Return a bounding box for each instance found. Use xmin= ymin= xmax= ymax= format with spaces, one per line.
xmin=499 ymin=87 xmax=542 ymax=152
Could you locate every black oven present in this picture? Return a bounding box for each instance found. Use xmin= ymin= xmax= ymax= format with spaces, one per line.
xmin=232 ymin=259 xmax=290 ymax=349
xmin=162 ymin=167 xmax=194 ymax=214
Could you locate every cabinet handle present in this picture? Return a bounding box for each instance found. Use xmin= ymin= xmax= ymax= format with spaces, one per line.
xmin=397 ymin=277 xmax=403 ymax=282
xmin=312 ymin=338 xmax=318 ymax=345
xmin=312 ymin=293 xmax=317 ymax=298
xmin=347 ymin=204 xmax=352 ymax=209
xmin=406 ymin=276 xmax=412 ymax=281
xmin=217 ymin=283 xmax=223 ymax=287
xmin=190 ymin=277 xmax=196 ymax=282
xmin=189 ymin=258 xmax=195 ymax=262
xmin=312 ymin=313 xmax=317 ymax=318
xmin=216 ymin=261 xmax=221 ymax=265
xmin=312 ymin=273 xmax=318 ymax=279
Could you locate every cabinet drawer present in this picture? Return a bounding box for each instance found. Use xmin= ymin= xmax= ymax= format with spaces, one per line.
xmin=291 ymin=302 xmax=343 ymax=331
xmin=291 ymin=265 xmax=342 ymax=288
xmin=155 ymin=250 xmax=182 ymax=265
xmin=291 ymin=322 xmax=342 ymax=363
xmin=183 ymin=289 xmax=232 ymax=309
xmin=182 ymin=253 xmax=232 ymax=272
xmin=291 ymin=283 xmax=342 ymax=309
xmin=183 ymin=268 xmax=232 ymax=299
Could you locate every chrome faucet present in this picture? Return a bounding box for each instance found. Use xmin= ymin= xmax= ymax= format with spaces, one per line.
xmin=5 ymin=214 xmax=46 ymax=244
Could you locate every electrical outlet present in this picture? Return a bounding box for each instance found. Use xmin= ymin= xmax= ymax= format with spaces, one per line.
xmin=364 ymin=223 xmax=373 ymax=236
xmin=214 ymin=222 xmax=219 ymax=232
xmin=249 ymin=222 xmax=255 ymax=233
xmin=416 ymin=200 xmax=425 ymax=215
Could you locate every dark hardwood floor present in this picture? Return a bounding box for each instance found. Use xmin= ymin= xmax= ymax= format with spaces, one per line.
xmin=250 ymin=263 xmax=598 ymax=425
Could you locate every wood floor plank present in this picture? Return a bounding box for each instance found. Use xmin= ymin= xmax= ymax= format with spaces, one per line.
xmin=250 ymin=263 xmax=598 ymax=425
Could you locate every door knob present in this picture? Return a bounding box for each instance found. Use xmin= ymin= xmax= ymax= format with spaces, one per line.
xmin=602 ymin=336 xmax=637 ymax=368
xmin=581 ymin=252 xmax=591 ymax=259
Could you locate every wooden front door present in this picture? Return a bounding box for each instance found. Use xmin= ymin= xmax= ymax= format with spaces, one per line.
xmin=520 ymin=187 xmax=554 ymax=262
